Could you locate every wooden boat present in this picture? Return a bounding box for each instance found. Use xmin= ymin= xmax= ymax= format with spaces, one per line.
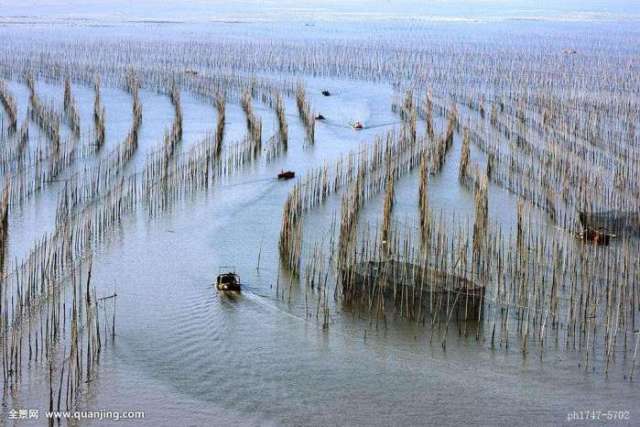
xmin=352 ymin=121 xmax=364 ymax=130
xmin=321 ymin=90 xmax=331 ymax=96
xmin=315 ymin=114 xmax=326 ymax=120
xmin=278 ymin=170 xmax=295 ymax=180
xmin=216 ymin=269 xmax=241 ymax=292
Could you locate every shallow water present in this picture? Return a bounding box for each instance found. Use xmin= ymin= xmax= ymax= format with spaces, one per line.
xmin=0 ymin=14 xmax=639 ymax=427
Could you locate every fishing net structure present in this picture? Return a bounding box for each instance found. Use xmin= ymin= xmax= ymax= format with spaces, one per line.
xmin=340 ymin=260 xmax=485 ymax=320
xmin=578 ymin=210 xmax=640 ymax=236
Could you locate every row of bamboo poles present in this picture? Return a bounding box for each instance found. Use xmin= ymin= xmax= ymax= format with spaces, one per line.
xmin=0 ymin=78 xmax=18 ymax=133
xmin=0 ymin=72 xmax=296 ymax=415
xmin=283 ymin=85 xmax=639 ymax=379
xmin=295 ymin=82 xmax=315 ymax=145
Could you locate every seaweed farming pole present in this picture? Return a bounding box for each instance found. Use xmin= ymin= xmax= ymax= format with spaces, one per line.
xmin=170 ymin=81 xmax=183 ymax=141
xmin=0 ymin=180 xmax=121 ymax=399
xmin=116 ymin=73 xmax=143 ymax=166
xmin=472 ymin=173 xmax=488 ymax=272
xmin=279 ymin=184 xmax=303 ymax=275
xmin=142 ymin=132 xmax=219 ymax=217
xmin=295 ymin=82 xmax=315 ymax=145
xmin=27 ymin=72 xmax=61 ymax=154
xmin=459 ymin=128 xmax=471 ymax=183
xmin=0 ymin=181 xmax=9 ymax=272
xmin=424 ymin=90 xmax=434 ymax=140
xmin=16 ymin=117 xmax=29 ymax=159
xmin=275 ymin=92 xmax=288 ymax=152
xmin=126 ymin=71 xmax=143 ymax=126
xmin=431 ymin=105 xmax=457 ymax=174
xmin=0 ymin=79 xmax=18 ymax=134
xmin=381 ymin=160 xmax=396 ymax=246
xmin=281 ymin=127 xmax=428 ymax=278
xmin=63 ymin=77 xmax=81 ymax=138
xmin=241 ymin=88 xmax=262 ymax=158
xmin=399 ymin=89 xmax=417 ymax=143
xmin=263 ymin=90 xmax=289 ymax=161
xmin=418 ymin=151 xmax=431 ymax=251
xmin=94 ymin=75 xmax=106 ymax=150
xmin=164 ymin=80 xmax=183 ymax=159
xmin=215 ymin=93 xmax=225 ymax=157
xmin=279 ymin=132 xmax=409 ymax=276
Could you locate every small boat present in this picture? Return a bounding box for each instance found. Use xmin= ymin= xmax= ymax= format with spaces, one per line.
xmin=315 ymin=114 xmax=326 ymax=120
xmin=278 ymin=170 xmax=295 ymax=180
xmin=216 ymin=269 xmax=241 ymax=292
xmin=352 ymin=121 xmax=364 ymax=130
xmin=321 ymin=90 xmax=331 ymax=96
